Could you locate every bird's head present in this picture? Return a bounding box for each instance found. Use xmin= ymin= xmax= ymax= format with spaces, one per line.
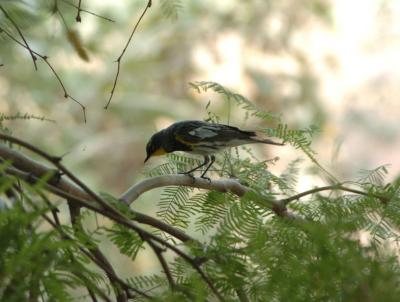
xmin=144 ymin=130 xmax=167 ymax=163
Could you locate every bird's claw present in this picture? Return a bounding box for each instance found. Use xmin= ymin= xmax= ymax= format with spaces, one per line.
xmin=179 ymin=171 xmax=196 ymax=183
xmin=200 ymin=176 xmax=211 ymax=183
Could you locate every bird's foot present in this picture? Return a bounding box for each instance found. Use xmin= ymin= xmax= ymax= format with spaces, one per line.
xmin=200 ymin=175 xmax=211 ymax=183
xmin=179 ymin=171 xmax=196 ymax=183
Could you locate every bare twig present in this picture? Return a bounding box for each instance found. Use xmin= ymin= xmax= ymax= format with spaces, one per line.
xmin=278 ymin=184 xmax=390 ymax=206
xmin=147 ymin=239 xmax=176 ymax=290
xmin=60 ymin=0 xmax=114 ymax=22
xmin=76 ymin=0 xmax=82 ymax=22
xmin=0 ymin=6 xmax=37 ymax=70
xmin=104 ymin=0 xmax=152 ymax=109
xmin=0 ymin=26 xmax=86 ymax=122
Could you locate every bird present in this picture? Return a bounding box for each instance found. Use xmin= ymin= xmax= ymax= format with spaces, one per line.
xmin=144 ymin=120 xmax=284 ymax=179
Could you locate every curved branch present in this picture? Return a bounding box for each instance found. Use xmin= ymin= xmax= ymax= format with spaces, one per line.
xmin=120 ymin=175 xmax=248 ymax=205
xmin=120 ymin=174 xmax=303 ymax=220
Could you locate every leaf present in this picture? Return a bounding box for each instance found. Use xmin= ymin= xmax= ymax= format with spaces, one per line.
xmin=66 ymin=29 xmax=90 ymax=62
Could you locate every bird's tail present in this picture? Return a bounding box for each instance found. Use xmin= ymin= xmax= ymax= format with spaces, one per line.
xmin=237 ymin=128 xmax=284 ymax=146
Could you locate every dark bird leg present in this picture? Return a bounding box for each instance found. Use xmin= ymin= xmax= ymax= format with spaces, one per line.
xmin=181 ymin=155 xmax=210 ymax=176
xmin=200 ymin=155 xmax=215 ymax=180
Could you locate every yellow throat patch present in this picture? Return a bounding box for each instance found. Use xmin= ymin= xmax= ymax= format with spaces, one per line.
xmin=152 ymin=147 xmax=167 ymax=156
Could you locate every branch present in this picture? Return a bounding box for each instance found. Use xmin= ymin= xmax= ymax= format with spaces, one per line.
xmin=0 ymin=26 xmax=86 ymax=122
xmin=104 ymin=0 xmax=152 ymax=109
xmin=60 ymin=0 xmax=114 ymax=22
xmin=68 ymin=202 xmax=131 ymax=302
xmin=278 ymin=184 xmax=390 ymax=206
xmin=147 ymin=239 xmax=176 ymax=290
xmin=0 ymin=144 xmax=88 ymax=200
xmin=120 ymin=175 xmax=248 ymax=204
xmin=0 ymin=6 xmax=37 ymax=70
xmin=0 ymin=143 xmax=192 ymax=242
xmin=120 ymin=174 xmax=302 ymax=220
xmin=20 ymin=193 xmax=115 ymax=302
xmin=0 ymin=137 xmax=225 ymax=301
xmin=76 ymin=0 xmax=82 ymax=22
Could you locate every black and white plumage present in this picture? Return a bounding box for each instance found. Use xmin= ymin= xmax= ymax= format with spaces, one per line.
xmin=145 ymin=120 xmax=283 ymax=178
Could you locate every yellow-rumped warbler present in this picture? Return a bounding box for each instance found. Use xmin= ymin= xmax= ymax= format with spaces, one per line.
xmin=144 ymin=120 xmax=283 ymax=178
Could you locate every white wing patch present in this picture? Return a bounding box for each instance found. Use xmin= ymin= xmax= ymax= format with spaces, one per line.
xmin=189 ymin=126 xmax=218 ymax=138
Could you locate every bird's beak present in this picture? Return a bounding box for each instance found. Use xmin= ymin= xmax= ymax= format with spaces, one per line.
xmin=144 ymin=154 xmax=150 ymax=163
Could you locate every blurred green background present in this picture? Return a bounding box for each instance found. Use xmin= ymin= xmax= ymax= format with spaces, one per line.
xmin=1 ymin=0 xmax=400 ymax=286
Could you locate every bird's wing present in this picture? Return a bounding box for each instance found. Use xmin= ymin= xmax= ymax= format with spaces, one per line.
xmin=174 ymin=121 xmax=255 ymax=144
xmin=174 ymin=121 xmax=214 ymax=144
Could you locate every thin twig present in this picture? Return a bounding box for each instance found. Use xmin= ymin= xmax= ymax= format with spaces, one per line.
xmin=147 ymin=239 xmax=176 ymax=290
xmin=76 ymin=0 xmax=82 ymax=22
xmin=235 ymin=289 xmax=250 ymax=302
xmin=104 ymin=0 xmax=152 ymax=109
xmin=60 ymin=0 xmax=114 ymax=22
xmin=87 ymin=288 xmax=98 ymax=302
xmin=279 ymin=184 xmax=389 ymax=206
xmin=0 ymin=26 xmax=86 ymax=122
xmin=67 ymin=202 xmax=129 ymax=302
xmin=0 ymin=6 xmax=37 ymax=70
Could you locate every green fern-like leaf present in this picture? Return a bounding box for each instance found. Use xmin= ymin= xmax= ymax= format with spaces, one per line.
xmin=189 ymin=81 xmax=279 ymax=122
xmin=126 ymin=274 xmax=166 ymax=291
xmin=158 ymin=186 xmax=195 ymax=228
xmin=106 ymin=224 xmax=144 ymax=259
xmin=279 ymin=158 xmax=303 ymax=194
xmin=194 ymin=191 xmax=230 ymax=235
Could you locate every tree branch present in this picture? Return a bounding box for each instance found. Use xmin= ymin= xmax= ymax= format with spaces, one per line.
xmin=0 ymin=6 xmax=37 ymax=70
xmin=104 ymin=0 xmax=152 ymax=109
xmin=0 ymin=144 xmax=193 ymax=242
xmin=2 ymin=133 xmax=390 ymax=300
xmin=0 ymin=26 xmax=86 ymax=122
xmin=0 ymin=136 xmax=225 ymax=301
xmin=76 ymin=0 xmax=82 ymax=22
xmin=278 ymin=184 xmax=390 ymax=206
xmin=60 ymin=0 xmax=114 ymax=22
xmin=120 ymin=174 xmax=302 ymax=220
xmin=147 ymin=239 xmax=176 ymax=290
xmin=120 ymin=175 xmax=248 ymax=204
xmin=68 ymin=202 xmax=131 ymax=302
